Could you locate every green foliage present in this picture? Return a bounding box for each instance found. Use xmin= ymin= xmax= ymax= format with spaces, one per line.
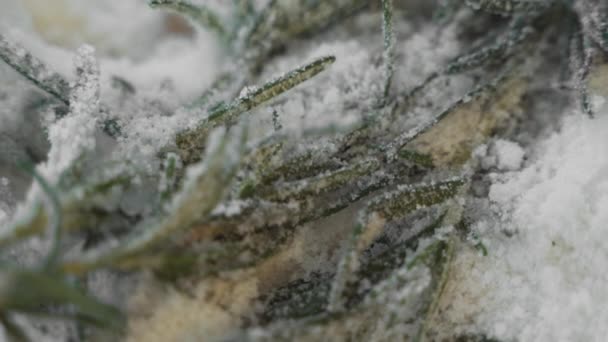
xmin=2 ymin=0 xmax=593 ymax=339
xmin=175 ymin=55 xmax=336 ymax=164
xmin=328 ymin=179 xmax=464 ymax=313
xmin=0 ymin=263 xmax=125 ymax=331
xmin=64 ymin=125 xmax=248 ymax=273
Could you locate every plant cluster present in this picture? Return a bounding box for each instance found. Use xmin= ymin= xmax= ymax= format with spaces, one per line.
xmin=0 ymin=0 xmax=605 ymax=340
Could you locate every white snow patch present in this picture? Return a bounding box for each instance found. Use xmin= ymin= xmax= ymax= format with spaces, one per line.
xmin=452 ymin=105 xmax=608 ymax=341
xmin=476 ymin=139 xmax=526 ymax=171
xmin=492 ymin=140 xmax=525 ymax=171
xmin=40 ymin=44 xmax=99 ymax=182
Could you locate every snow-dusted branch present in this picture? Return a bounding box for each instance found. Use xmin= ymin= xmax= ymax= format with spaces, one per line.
xmin=0 ymin=34 xmax=70 ymax=106
xmin=176 ymin=55 xmax=335 ymax=163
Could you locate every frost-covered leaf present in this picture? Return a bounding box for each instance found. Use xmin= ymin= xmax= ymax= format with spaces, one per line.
xmin=255 ymin=158 xmax=379 ymax=202
xmin=176 ymin=55 xmax=335 ymax=163
xmin=570 ymin=27 xmax=594 ymax=116
xmin=0 ymin=165 xmax=133 ymax=248
xmin=240 ymin=238 xmax=455 ymax=342
xmin=443 ymin=18 xmax=532 ymax=75
xmin=328 ymin=178 xmax=464 ymax=313
xmin=0 ymin=34 xmax=70 ymax=105
xmin=0 ymin=45 xmax=100 ymax=246
xmin=244 ymin=0 xmax=368 ymax=69
xmin=0 ymin=36 xmax=120 ymax=137
xmin=63 ymin=124 xmax=247 ymax=273
xmin=381 ymin=0 xmax=394 ymax=102
xmin=575 ymin=0 xmax=608 ymax=52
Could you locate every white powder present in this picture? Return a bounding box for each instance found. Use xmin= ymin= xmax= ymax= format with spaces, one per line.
xmin=448 ymin=105 xmax=608 ymax=341
xmin=492 ymin=139 xmax=525 ymax=171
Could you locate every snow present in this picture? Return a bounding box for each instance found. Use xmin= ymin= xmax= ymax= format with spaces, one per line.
xmin=257 ymin=39 xmax=383 ymax=135
xmin=247 ymin=13 xmax=464 ymax=142
xmin=492 ymin=140 xmax=525 ymax=171
xmin=476 ymin=139 xmax=526 ymax=171
xmin=39 ymin=44 xmax=99 ymax=182
xmin=447 ymin=103 xmax=608 ymax=341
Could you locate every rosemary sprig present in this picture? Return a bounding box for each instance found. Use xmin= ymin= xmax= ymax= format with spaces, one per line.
xmin=175 ymin=55 xmax=335 ymax=163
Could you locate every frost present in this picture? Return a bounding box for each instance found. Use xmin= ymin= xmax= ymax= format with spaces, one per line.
xmin=257 ymin=40 xmax=384 ymax=135
xmin=4 ymin=44 xmax=100 ymax=250
xmin=40 ymin=44 xmax=99 ymax=182
xmin=0 ymin=33 xmax=70 ymax=105
xmin=381 ymin=0 xmax=394 ymax=101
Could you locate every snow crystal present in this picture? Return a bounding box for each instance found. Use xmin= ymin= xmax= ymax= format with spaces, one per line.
xmin=477 ymin=139 xmax=526 ymax=171
xmin=39 ymin=44 xmax=98 ymax=182
xmin=492 ymin=140 xmax=525 ymax=171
